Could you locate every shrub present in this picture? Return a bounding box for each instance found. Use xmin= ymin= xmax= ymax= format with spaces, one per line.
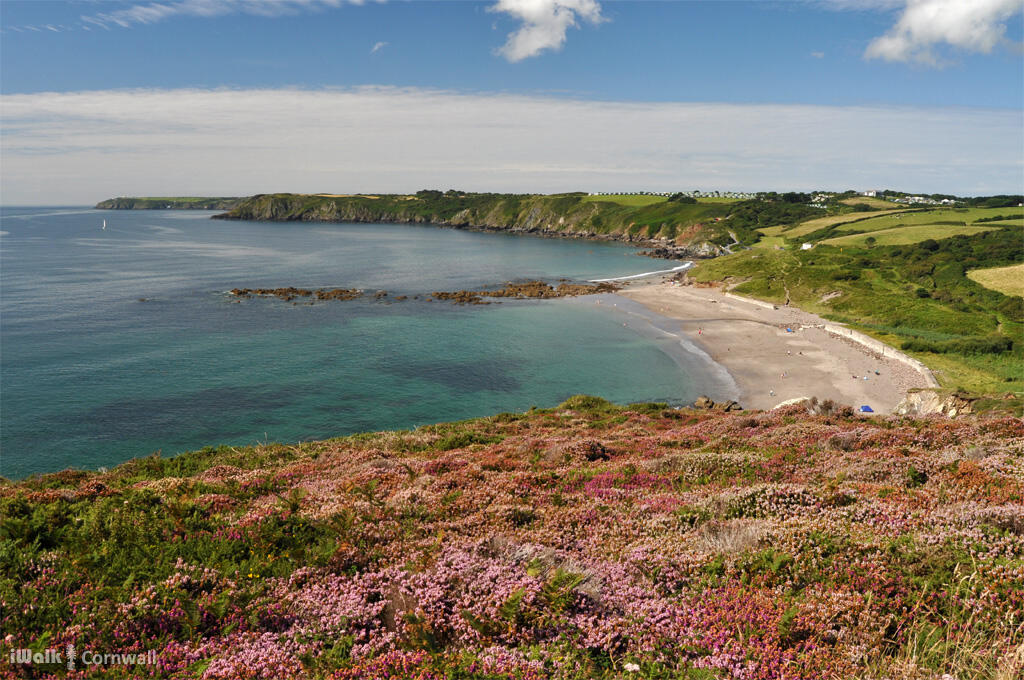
xmin=434 ymin=431 xmax=502 ymax=451
xmin=905 ymin=465 xmax=928 ymax=488
xmin=901 ymin=335 xmax=1013 ymax=355
xmin=558 ymin=395 xmax=616 ymax=413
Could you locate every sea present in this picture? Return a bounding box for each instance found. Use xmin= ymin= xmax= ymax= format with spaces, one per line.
xmin=0 ymin=207 xmax=735 ymax=479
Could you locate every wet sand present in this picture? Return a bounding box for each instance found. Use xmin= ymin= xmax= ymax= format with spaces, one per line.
xmin=618 ymin=279 xmax=935 ymax=414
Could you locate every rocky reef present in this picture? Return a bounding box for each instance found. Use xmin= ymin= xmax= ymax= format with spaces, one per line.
xmin=228 ymin=280 xmax=619 ymax=305
xmin=229 ymin=287 xmax=363 ymax=302
xmin=430 ymin=280 xmax=619 ymax=305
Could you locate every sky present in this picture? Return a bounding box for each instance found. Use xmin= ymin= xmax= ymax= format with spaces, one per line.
xmin=1 ymin=0 xmax=1022 ymax=204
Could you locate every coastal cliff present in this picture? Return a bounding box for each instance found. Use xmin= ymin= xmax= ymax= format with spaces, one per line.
xmin=211 ymin=191 xmax=744 ymax=255
xmin=96 ymin=196 xmax=244 ymax=210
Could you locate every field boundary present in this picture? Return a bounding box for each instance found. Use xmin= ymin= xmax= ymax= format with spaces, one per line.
xmin=781 ymin=208 xmax=920 ymax=238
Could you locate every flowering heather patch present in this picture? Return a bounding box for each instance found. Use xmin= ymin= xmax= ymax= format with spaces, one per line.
xmin=1 ymin=397 xmax=1022 ymax=679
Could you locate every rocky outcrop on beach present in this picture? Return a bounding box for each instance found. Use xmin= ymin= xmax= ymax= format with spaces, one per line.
xmin=894 ymin=389 xmax=977 ymax=417
xmin=693 ymin=395 xmax=743 ymax=412
xmin=639 ymin=242 xmax=726 ymax=260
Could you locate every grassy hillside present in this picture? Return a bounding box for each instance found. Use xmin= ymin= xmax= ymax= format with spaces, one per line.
xmin=3 ymin=398 xmax=1022 ymax=679
xmin=693 ymin=208 xmax=1023 ymax=394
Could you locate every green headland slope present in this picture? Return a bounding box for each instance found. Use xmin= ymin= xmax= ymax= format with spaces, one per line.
xmin=208 ymin=191 xmax=824 ymax=254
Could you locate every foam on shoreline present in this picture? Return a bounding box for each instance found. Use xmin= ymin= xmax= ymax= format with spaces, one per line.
xmin=589 ymin=261 xmax=692 ymax=282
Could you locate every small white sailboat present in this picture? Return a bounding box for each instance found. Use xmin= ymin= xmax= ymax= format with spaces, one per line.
xmin=102 ymin=219 xmax=106 ymax=230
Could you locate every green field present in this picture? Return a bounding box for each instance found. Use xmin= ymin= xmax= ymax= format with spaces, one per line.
xmin=696 ymin=196 xmax=743 ymax=204
xmin=967 ymin=263 xmax=1024 ymax=298
xmin=751 ymin=235 xmax=786 ymax=249
xmin=839 ymin=196 xmax=900 ymax=209
xmin=822 ymin=224 xmax=998 ymax=247
xmin=580 ymin=194 xmax=668 ymax=207
xmin=781 ymin=209 xmax=914 ymax=238
xmin=135 ymin=196 xmax=225 ymax=202
xmin=833 ymin=207 xmax=1021 ymax=233
xmin=579 ymin=194 xmax=740 ymax=207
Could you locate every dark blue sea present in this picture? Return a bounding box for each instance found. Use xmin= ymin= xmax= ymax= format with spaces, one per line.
xmin=0 ymin=207 xmax=734 ymax=479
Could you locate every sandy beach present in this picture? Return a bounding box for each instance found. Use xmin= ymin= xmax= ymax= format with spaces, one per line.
xmin=618 ymin=278 xmax=936 ymax=414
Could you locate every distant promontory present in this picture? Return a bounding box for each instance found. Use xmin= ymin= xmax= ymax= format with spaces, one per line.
xmin=95 ymin=196 xmax=244 ymax=210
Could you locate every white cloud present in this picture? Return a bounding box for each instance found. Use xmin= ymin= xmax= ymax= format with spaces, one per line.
xmin=1 ymin=87 xmax=1020 ymax=204
xmin=811 ymin=51 xmax=825 ymax=58
xmin=371 ymin=41 xmax=388 ymax=54
xmin=490 ymin=0 xmax=604 ymax=62
xmin=865 ymin=0 xmax=1024 ymax=64
xmin=80 ymin=0 xmax=350 ymax=31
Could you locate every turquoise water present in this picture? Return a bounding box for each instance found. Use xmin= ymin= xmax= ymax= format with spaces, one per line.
xmin=0 ymin=208 xmax=733 ymax=479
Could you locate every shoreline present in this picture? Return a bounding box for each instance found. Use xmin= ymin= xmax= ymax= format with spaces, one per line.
xmin=616 ymin=277 xmax=936 ymax=414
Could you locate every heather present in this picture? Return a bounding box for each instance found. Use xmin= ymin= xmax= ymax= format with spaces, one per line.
xmin=2 ymin=398 xmax=1022 ymax=679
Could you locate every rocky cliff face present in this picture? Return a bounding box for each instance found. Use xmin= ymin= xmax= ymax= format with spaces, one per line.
xmin=894 ymin=389 xmax=976 ymax=417
xmin=212 ymin=194 xmax=728 ymax=255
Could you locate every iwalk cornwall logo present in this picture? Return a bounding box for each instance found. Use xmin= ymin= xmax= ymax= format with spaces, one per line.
xmin=7 ymin=644 xmax=157 ymax=670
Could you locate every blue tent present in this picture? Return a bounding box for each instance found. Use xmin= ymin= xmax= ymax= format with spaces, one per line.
xmin=859 ymin=405 xmax=874 ymax=413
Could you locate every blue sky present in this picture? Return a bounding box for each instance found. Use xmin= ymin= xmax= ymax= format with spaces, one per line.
xmin=1 ymin=1 xmax=1022 ymax=203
